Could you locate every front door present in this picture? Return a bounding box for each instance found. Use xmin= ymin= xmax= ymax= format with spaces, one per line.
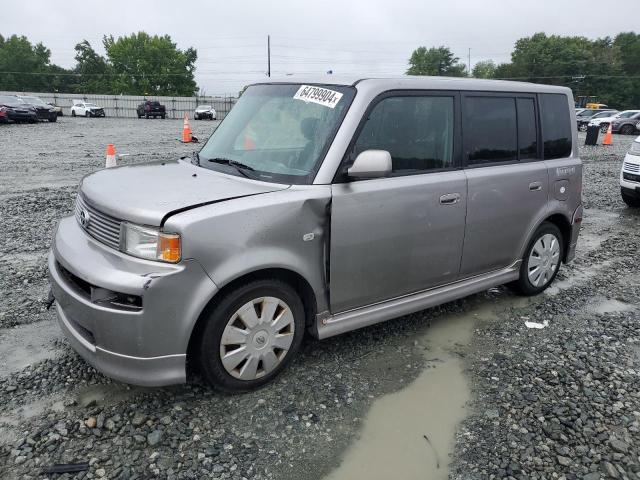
xmin=329 ymin=92 xmax=467 ymax=313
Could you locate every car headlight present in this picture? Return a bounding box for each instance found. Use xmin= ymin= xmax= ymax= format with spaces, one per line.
xmin=122 ymin=222 xmax=181 ymax=263
xmin=629 ymin=141 xmax=640 ymax=156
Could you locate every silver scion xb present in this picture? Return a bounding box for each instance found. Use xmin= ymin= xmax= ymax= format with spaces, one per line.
xmin=49 ymin=77 xmax=583 ymax=392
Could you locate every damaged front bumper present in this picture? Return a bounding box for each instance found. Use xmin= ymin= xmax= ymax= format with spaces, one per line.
xmin=48 ymin=216 xmax=218 ymax=386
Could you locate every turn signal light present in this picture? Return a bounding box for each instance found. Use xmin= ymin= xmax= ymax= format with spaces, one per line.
xmin=158 ymin=233 xmax=181 ymax=263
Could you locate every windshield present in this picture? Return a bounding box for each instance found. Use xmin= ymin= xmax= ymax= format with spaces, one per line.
xmin=198 ymin=105 xmax=212 ymax=109
xmin=199 ymin=83 xmax=355 ymax=184
xmin=592 ymin=111 xmax=614 ymax=119
xmin=85 ymin=103 xmax=98 ymax=108
xmin=20 ymin=96 xmax=46 ymax=106
xmin=577 ymin=110 xmax=599 ymax=117
xmin=0 ymin=95 xmax=23 ymax=106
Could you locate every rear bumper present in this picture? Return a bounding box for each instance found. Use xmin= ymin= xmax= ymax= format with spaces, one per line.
xmin=49 ymin=216 xmax=219 ymax=386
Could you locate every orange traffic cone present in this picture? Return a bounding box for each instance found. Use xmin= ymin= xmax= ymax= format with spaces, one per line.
xmin=182 ymin=114 xmax=192 ymax=143
xmin=602 ymin=123 xmax=613 ymax=146
xmin=105 ymin=144 xmax=116 ymax=168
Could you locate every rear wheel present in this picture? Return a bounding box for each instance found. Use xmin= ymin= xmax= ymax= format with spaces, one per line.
xmin=197 ymin=279 xmax=305 ymax=393
xmin=620 ymin=124 xmax=635 ymax=135
xmin=622 ymin=190 xmax=640 ymax=207
xmin=512 ymin=222 xmax=563 ymax=296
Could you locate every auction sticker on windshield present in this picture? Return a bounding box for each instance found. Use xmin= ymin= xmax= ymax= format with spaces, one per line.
xmin=293 ymin=85 xmax=343 ymax=108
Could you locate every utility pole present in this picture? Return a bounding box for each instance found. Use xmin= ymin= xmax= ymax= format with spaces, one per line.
xmin=468 ymin=47 xmax=471 ymax=76
xmin=267 ymin=35 xmax=271 ymax=77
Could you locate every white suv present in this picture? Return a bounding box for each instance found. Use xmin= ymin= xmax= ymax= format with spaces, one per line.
xmin=70 ymin=100 xmax=105 ymax=117
xmin=621 ymin=135 xmax=640 ymax=207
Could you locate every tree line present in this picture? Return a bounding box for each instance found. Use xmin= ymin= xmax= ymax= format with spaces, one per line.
xmin=0 ymin=32 xmax=198 ymax=96
xmin=409 ymin=32 xmax=640 ymax=109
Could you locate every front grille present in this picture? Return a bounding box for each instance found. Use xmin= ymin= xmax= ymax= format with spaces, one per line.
xmin=75 ymin=194 xmax=122 ymax=250
xmin=624 ymin=162 xmax=640 ymax=173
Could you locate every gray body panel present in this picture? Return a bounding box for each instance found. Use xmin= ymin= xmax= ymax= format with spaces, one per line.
xmin=49 ymin=76 xmax=582 ymax=386
xmin=81 ymin=160 xmax=287 ymax=226
xmin=330 ymin=171 xmax=466 ymax=312
xmin=461 ymin=162 xmax=549 ymax=277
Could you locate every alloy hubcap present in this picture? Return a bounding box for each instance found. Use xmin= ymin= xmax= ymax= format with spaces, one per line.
xmin=527 ymin=233 xmax=560 ymax=287
xmin=219 ymin=296 xmax=295 ymax=380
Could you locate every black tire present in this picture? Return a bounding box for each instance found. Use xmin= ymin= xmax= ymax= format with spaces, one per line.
xmin=71 ymin=110 xmax=76 ymax=117
xmin=620 ymin=124 xmax=635 ymax=135
xmin=511 ymin=222 xmax=563 ymax=296
xmin=197 ymin=279 xmax=305 ymax=393
xmin=85 ymin=111 xmax=90 ymax=117
xmin=145 ymin=113 xmax=149 ymax=119
xmin=161 ymin=115 xmax=166 ymax=119
xmin=48 ymin=115 xmax=57 ymax=123
xmin=600 ymin=124 xmax=609 ymax=134
xmin=622 ymin=190 xmax=640 ymax=208
xmin=578 ymin=124 xmax=587 ymax=132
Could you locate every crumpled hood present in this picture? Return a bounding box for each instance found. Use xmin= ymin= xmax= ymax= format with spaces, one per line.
xmin=80 ymin=159 xmax=289 ymax=226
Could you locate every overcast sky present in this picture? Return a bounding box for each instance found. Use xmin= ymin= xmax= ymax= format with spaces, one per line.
xmin=3 ymin=0 xmax=640 ymax=95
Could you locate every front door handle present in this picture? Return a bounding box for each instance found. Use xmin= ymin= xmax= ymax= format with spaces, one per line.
xmin=439 ymin=193 xmax=461 ymax=205
xmin=529 ymin=182 xmax=543 ymax=191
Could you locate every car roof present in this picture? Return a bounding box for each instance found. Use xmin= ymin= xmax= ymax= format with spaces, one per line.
xmin=254 ymin=75 xmax=572 ymax=94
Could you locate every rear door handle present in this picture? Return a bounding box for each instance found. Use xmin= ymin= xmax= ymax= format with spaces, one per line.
xmin=439 ymin=193 xmax=461 ymax=205
xmin=529 ymin=182 xmax=543 ymax=191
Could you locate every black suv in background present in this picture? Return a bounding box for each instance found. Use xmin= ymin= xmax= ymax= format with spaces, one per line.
xmin=0 ymin=95 xmax=38 ymax=123
xmin=137 ymin=100 xmax=166 ymax=119
xmin=18 ymin=96 xmax=58 ymax=122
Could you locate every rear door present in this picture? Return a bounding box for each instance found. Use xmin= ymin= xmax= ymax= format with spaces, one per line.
xmin=460 ymin=93 xmax=548 ymax=277
xmin=330 ymin=91 xmax=467 ymax=313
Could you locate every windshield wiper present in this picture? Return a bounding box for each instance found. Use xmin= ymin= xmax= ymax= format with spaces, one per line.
xmin=207 ymin=157 xmax=256 ymax=178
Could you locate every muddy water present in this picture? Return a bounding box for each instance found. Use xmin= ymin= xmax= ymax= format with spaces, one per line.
xmin=0 ymin=319 xmax=63 ymax=377
xmin=324 ymin=304 xmax=497 ymax=480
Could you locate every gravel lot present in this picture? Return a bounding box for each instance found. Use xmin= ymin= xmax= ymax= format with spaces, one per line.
xmin=0 ymin=117 xmax=639 ymax=480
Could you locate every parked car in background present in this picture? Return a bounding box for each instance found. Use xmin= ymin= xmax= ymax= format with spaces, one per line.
xmin=137 ymin=100 xmax=166 ymax=119
xmin=49 ymin=77 xmax=582 ymax=392
xmin=0 ymin=95 xmax=38 ymax=123
xmin=194 ymin=105 xmax=217 ymax=120
xmin=610 ymin=111 xmax=640 ymax=135
xmin=589 ymin=110 xmax=640 ymax=133
xmin=71 ymin=100 xmax=106 ymax=117
xmin=48 ymin=102 xmax=64 ymax=116
xmin=578 ymin=110 xmax=618 ymax=132
xmin=18 ymin=96 xmax=58 ymax=122
xmin=620 ymin=135 xmax=640 ymax=207
xmin=576 ymin=108 xmax=616 ymax=126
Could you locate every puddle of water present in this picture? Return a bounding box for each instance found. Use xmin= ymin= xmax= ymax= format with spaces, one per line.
xmin=324 ymin=305 xmax=497 ymax=480
xmin=546 ymin=260 xmax=615 ymax=296
xmin=590 ymin=298 xmax=635 ymax=314
xmin=0 ymin=320 xmax=63 ymax=377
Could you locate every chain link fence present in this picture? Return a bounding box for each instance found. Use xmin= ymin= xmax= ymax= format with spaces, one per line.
xmin=0 ymin=91 xmax=238 ymax=119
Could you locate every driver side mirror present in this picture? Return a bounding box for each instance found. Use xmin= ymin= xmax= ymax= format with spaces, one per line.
xmin=347 ymin=150 xmax=392 ymax=180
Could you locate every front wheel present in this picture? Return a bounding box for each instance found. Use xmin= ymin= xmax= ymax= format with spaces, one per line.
xmin=48 ymin=115 xmax=57 ymax=123
xmin=197 ymin=279 xmax=305 ymax=393
xmin=600 ymin=124 xmax=609 ymax=134
xmin=71 ymin=110 xmax=76 ymax=117
xmin=620 ymin=124 xmax=635 ymax=135
xmin=622 ymin=190 xmax=640 ymax=207
xmin=85 ymin=111 xmax=90 ymax=117
xmin=579 ymin=124 xmax=588 ymax=132
xmin=511 ymin=222 xmax=563 ymax=296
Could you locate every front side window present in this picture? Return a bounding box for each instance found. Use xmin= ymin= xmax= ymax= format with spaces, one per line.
xmin=199 ymin=84 xmax=355 ymax=184
xmin=352 ymin=95 xmax=454 ymax=174
xmin=540 ymin=93 xmax=572 ymax=159
xmin=464 ymin=96 xmax=517 ymax=165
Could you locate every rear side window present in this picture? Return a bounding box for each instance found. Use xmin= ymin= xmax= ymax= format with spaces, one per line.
xmin=354 ymin=95 xmax=455 ymax=174
xmin=517 ymin=98 xmax=537 ymax=160
xmin=540 ymin=93 xmax=572 ymax=159
xmin=464 ymin=97 xmax=517 ymax=165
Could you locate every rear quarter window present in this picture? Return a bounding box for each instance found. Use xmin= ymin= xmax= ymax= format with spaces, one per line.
xmin=540 ymin=93 xmax=572 ymax=159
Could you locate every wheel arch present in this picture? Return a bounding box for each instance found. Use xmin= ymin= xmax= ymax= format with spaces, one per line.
xmin=186 ymin=267 xmax=318 ymax=370
xmin=537 ymin=212 xmax=572 ymax=263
